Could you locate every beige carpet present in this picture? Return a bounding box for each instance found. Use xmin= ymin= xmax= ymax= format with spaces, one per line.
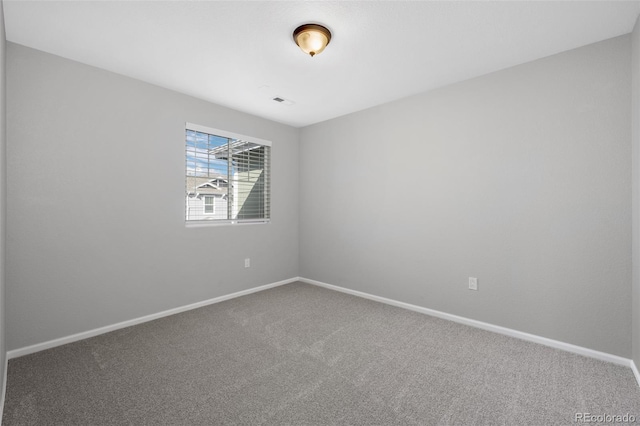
xmin=3 ymin=282 xmax=639 ymax=425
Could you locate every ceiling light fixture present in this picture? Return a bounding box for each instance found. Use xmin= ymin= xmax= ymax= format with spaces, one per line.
xmin=293 ymin=24 xmax=331 ymax=57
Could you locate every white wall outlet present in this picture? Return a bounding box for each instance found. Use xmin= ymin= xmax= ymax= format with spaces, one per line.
xmin=244 ymin=258 xmax=250 ymax=268
xmin=469 ymin=277 xmax=478 ymax=291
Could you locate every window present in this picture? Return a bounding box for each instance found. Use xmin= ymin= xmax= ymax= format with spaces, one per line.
xmin=185 ymin=123 xmax=271 ymax=224
xmin=204 ymin=196 xmax=214 ymax=214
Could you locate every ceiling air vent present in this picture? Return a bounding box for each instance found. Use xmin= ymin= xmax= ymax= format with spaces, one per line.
xmin=272 ymin=96 xmax=295 ymax=106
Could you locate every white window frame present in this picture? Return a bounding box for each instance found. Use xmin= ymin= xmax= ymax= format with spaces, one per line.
xmin=185 ymin=123 xmax=272 ymax=227
xmin=203 ymin=195 xmax=215 ymax=214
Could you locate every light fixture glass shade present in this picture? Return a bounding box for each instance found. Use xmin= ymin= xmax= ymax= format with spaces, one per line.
xmin=293 ymin=24 xmax=331 ymax=57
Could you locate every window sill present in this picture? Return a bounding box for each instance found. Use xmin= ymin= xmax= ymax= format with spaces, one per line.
xmin=185 ymin=219 xmax=270 ymax=228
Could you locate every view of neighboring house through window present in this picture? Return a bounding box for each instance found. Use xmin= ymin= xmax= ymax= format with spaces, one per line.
xmin=185 ymin=123 xmax=271 ymax=223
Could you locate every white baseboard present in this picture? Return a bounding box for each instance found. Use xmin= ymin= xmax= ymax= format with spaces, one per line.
xmin=0 ymin=353 xmax=7 ymax=423
xmin=6 ymin=277 xmax=298 ymax=360
xmin=6 ymin=276 xmax=638 ymax=388
xmin=632 ymin=360 xmax=640 ymax=387
xmin=298 ymin=277 xmax=633 ymax=369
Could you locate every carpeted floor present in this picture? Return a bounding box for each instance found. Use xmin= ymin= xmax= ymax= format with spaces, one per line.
xmin=3 ymin=282 xmax=640 ymax=425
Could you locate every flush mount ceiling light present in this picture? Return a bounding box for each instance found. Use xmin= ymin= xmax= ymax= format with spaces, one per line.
xmin=293 ymin=24 xmax=331 ymax=57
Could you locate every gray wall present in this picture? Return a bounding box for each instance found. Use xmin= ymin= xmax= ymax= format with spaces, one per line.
xmin=5 ymin=33 xmax=635 ymax=359
xmin=300 ymin=36 xmax=632 ymax=357
xmin=0 ymin=0 xmax=6 ymax=385
xmin=633 ymin=16 xmax=640 ymax=367
xmin=6 ymin=43 xmax=299 ymax=351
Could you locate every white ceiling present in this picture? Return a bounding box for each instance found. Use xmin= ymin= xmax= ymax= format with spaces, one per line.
xmin=4 ymin=1 xmax=640 ymax=128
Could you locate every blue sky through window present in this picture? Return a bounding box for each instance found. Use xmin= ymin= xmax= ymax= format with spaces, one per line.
xmin=185 ymin=130 xmax=230 ymax=177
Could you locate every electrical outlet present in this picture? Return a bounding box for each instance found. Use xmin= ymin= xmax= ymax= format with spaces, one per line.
xmin=469 ymin=277 xmax=478 ymax=291
xmin=245 ymin=258 xmax=250 ymax=268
